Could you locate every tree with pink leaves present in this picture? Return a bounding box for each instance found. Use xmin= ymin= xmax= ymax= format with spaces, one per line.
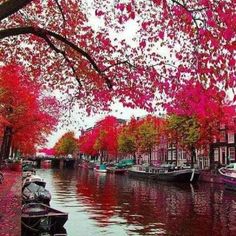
xmin=1 ymin=1 xmax=236 ymax=113
xmin=165 ymin=80 xmax=235 ymax=167
xmin=79 ymin=116 xmax=119 ymax=162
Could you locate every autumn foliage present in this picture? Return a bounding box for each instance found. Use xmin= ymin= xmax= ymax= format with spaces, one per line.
xmin=54 ymin=131 xmax=78 ymax=156
xmin=79 ymin=115 xmax=165 ymax=163
xmin=0 ymin=64 xmax=60 ymax=157
xmin=165 ymin=80 xmax=236 ymax=165
xmin=79 ymin=116 xmax=119 ymax=160
xmin=1 ymin=1 xmax=236 ymax=113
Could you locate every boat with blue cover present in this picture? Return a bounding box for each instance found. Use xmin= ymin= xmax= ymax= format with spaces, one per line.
xmin=94 ymin=163 xmax=107 ymax=173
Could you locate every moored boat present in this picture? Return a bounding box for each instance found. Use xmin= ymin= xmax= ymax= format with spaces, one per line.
xmin=94 ymin=164 xmax=107 ymax=173
xmin=128 ymin=165 xmax=156 ymax=179
xmin=155 ymin=168 xmax=200 ymax=182
xmin=21 ymin=203 xmax=68 ymax=232
xmin=23 ymin=174 xmax=46 ymax=188
xmin=106 ymin=166 xmax=127 ymax=174
xmin=219 ymin=163 xmax=236 ymax=191
xmin=128 ymin=165 xmax=200 ymax=183
xmin=22 ymin=183 xmax=51 ymax=205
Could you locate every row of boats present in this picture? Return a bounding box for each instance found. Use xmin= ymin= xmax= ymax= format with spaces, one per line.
xmin=22 ymin=161 xmax=68 ymax=235
xmin=82 ymin=159 xmax=236 ymax=190
xmin=81 ymin=160 xmax=200 ymax=183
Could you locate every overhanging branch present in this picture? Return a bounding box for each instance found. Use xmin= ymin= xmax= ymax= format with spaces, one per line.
xmin=0 ymin=0 xmax=33 ymax=21
xmin=0 ymin=26 xmax=114 ymax=88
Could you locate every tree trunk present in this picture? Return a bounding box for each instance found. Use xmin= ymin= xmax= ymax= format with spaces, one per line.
xmin=190 ymin=146 xmax=196 ymax=168
xmin=149 ymin=149 xmax=152 ymax=165
xmin=0 ymin=126 xmax=13 ymax=164
xmin=133 ymin=152 xmax=136 ymax=164
xmin=209 ymin=145 xmax=214 ymax=170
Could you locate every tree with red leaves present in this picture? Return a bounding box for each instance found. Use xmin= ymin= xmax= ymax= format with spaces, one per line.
xmin=165 ymin=80 xmax=235 ymax=167
xmin=93 ymin=116 xmax=119 ymax=162
xmin=79 ymin=128 xmax=100 ymax=157
xmin=79 ymin=116 xmax=119 ymax=162
xmin=0 ymin=64 xmax=60 ymax=160
xmin=1 ymin=1 xmax=235 ymax=113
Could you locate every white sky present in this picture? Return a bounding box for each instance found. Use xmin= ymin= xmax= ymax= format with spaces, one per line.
xmin=46 ymin=102 xmax=149 ymax=147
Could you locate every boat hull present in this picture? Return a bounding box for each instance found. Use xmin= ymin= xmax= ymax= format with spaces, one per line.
xmin=107 ymin=167 xmax=127 ymax=174
xmin=94 ymin=169 xmax=107 ymax=173
xmin=156 ymin=169 xmax=200 ymax=183
xmin=128 ymin=167 xmax=200 ymax=183
xmin=127 ymin=170 xmax=156 ymax=179
xmin=21 ymin=203 xmax=68 ymax=232
xmin=219 ymin=167 xmax=236 ymax=191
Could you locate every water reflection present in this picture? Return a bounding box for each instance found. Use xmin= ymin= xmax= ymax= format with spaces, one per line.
xmin=36 ymin=168 xmax=236 ymax=236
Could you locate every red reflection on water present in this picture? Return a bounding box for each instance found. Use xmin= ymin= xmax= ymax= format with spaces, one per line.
xmin=41 ymin=160 xmax=51 ymax=169
xmin=75 ymin=169 xmax=236 ymax=235
xmin=76 ymin=170 xmax=118 ymax=226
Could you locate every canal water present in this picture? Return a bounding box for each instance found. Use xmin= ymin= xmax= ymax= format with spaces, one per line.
xmin=36 ymin=168 xmax=236 ymax=236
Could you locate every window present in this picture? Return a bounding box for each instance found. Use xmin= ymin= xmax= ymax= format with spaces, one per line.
xmin=228 ymin=132 xmax=235 ymax=144
xmin=213 ymin=136 xmax=217 ymax=143
xmin=220 ymin=131 xmax=226 ymax=142
xmin=228 ymin=147 xmax=235 ymax=161
xmin=167 ymin=151 xmax=172 ymax=160
xmin=214 ymin=148 xmax=219 ymax=162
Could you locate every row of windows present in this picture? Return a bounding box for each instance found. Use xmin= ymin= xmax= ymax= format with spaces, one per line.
xmin=213 ymin=132 xmax=235 ymax=143
xmin=214 ymin=147 xmax=235 ymax=162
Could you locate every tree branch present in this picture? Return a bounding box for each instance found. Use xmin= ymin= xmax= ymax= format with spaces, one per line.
xmin=54 ymin=0 xmax=66 ymax=30
xmin=0 ymin=26 xmax=115 ymax=88
xmin=43 ymin=35 xmax=83 ymax=87
xmin=0 ymin=0 xmax=33 ymax=21
xmin=101 ymin=60 xmax=135 ymax=73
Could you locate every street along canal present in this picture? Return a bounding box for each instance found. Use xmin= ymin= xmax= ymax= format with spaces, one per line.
xmin=36 ymin=168 xmax=236 ymax=236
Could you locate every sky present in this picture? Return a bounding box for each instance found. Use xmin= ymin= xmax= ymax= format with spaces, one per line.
xmin=46 ymin=102 xmax=149 ymax=148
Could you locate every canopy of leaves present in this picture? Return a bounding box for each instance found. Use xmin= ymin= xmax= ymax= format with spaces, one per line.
xmin=118 ymin=127 xmax=137 ymax=156
xmin=0 ymin=64 xmax=60 ymax=154
xmin=79 ymin=116 xmax=119 ymax=157
xmin=137 ymin=115 xmax=164 ymax=154
xmin=1 ymin=1 xmax=235 ymax=113
xmin=165 ymin=80 xmax=236 ymax=151
xmin=167 ymin=115 xmax=200 ymax=150
xmin=54 ymin=131 xmax=78 ymax=156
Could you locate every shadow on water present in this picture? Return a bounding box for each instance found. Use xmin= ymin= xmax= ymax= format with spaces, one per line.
xmin=35 ymin=168 xmax=236 ymax=236
xmin=22 ymin=227 xmax=67 ymax=236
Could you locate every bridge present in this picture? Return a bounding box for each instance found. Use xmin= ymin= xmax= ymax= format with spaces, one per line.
xmin=23 ymin=156 xmax=77 ymax=168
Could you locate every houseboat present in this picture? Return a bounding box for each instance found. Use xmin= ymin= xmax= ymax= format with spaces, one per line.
xmin=128 ymin=165 xmax=200 ymax=183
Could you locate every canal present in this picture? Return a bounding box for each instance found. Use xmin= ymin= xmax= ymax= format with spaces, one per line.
xmin=36 ymin=167 xmax=236 ymax=236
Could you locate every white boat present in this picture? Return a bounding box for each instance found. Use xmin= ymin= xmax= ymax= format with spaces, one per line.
xmin=94 ymin=164 xmax=107 ymax=173
xmin=23 ymin=174 xmax=46 ymax=188
xmin=219 ymin=163 xmax=236 ymax=191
